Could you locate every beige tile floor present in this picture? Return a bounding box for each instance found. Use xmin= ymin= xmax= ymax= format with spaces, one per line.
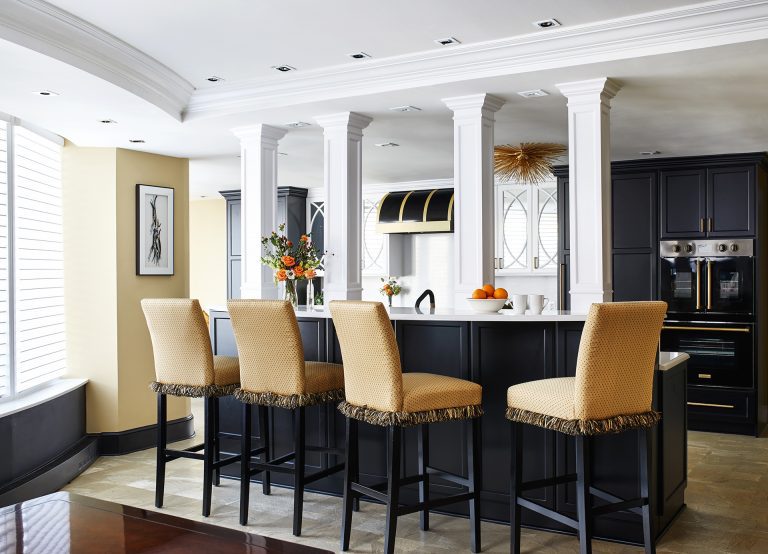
xmin=63 ymin=401 xmax=768 ymax=553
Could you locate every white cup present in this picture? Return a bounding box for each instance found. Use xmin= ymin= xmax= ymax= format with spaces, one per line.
xmin=511 ymin=294 xmax=527 ymax=315
xmin=528 ymin=294 xmax=550 ymax=315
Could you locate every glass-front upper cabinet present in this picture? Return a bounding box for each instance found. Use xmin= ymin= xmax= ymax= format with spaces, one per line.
xmin=495 ymin=181 xmax=558 ymax=275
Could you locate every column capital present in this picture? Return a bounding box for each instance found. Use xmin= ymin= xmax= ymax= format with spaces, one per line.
xmin=231 ymin=123 xmax=287 ymax=144
xmin=555 ymin=77 xmax=622 ymax=102
xmin=314 ymin=111 xmax=373 ymax=131
xmin=442 ymin=93 xmax=506 ymax=115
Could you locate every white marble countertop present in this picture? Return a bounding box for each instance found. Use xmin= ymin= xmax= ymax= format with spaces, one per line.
xmin=210 ymin=304 xmax=588 ymax=322
xmin=658 ymin=351 xmax=690 ymax=371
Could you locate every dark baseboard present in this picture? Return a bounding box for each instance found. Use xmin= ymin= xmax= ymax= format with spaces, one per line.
xmin=95 ymin=415 xmax=196 ymax=456
xmin=0 ymin=436 xmax=99 ymax=508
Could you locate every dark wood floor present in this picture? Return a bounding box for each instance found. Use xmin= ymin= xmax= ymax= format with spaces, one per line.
xmin=0 ymin=492 xmax=331 ymax=554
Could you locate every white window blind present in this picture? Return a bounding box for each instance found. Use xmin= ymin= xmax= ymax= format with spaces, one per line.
xmin=12 ymin=127 xmax=65 ymax=391
xmin=0 ymin=121 xmax=8 ymax=398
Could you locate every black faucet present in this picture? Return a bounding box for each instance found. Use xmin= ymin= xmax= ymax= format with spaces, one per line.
xmin=414 ymin=289 xmax=435 ymax=313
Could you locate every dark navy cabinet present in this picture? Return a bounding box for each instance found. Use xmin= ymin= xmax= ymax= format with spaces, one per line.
xmin=707 ymin=165 xmax=755 ymax=237
xmin=660 ymin=169 xmax=707 ymax=239
xmin=221 ymin=190 xmax=241 ymax=299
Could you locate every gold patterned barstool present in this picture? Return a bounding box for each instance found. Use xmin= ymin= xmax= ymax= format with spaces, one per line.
xmin=141 ymin=298 xmax=241 ymax=517
xmin=227 ymin=299 xmax=346 ymax=536
xmin=329 ymin=301 xmax=484 ymax=554
xmin=506 ymin=301 xmax=668 ymax=554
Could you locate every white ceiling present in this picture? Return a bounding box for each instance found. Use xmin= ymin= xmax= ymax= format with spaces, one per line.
xmin=0 ymin=1 xmax=766 ymax=198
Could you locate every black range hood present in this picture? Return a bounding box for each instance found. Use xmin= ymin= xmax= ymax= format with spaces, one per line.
xmin=375 ymin=188 xmax=454 ymax=234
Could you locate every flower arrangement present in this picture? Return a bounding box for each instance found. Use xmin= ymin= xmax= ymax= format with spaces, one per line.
xmin=261 ymin=224 xmax=321 ymax=306
xmin=379 ymin=276 xmax=402 ymax=307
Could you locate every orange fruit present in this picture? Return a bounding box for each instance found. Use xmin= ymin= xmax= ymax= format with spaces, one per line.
xmin=493 ymin=288 xmax=509 ymax=299
xmin=482 ymin=284 xmax=495 ymax=296
xmin=471 ymin=289 xmax=487 ymax=299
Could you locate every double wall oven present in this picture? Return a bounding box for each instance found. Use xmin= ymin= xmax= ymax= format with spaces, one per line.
xmin=659 ymin=239 xmax=755 ymax=393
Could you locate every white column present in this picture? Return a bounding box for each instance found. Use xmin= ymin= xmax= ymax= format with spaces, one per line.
xmin=231 ymin=124 xmax=287 ymax=299
xmin=314 ymin=112 xmax=373 ymax=302
xmin=556 ymin=78 xmax=621 ymax=312
xmin=442 ymin=93 xmax=505 ymax=306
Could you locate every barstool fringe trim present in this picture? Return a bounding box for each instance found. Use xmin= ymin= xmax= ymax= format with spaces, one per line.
xmin=338 ymin=401 xmax=483 ymax=427
xmin=150 ymin=381 xmax=238 ymax=398
xmin=234 ymin=388 xmax=345 ymax=408
xmin=505 ymin=407 xmax=661 ymax=436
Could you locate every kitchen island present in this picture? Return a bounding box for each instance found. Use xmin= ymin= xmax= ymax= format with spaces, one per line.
xmin=208 ymin=306 xmax=688 ymax=546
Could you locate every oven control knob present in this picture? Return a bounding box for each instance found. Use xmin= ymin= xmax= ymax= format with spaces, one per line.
xmin=718 ymin=243 xmax=728 ymax=253
xmin=671 ymin=244 xmax=681 ymax=253
xmin=730 ymin=243 xmax=739 ymax=252
xmin=685 ymin=244 xmax=694 ymax=253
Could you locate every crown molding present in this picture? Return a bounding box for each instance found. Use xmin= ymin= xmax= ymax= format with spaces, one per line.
xmin=0 ymin=0 xmax=194 ymax=120
xmin=185 ymin=0 xmax=768 ymax=119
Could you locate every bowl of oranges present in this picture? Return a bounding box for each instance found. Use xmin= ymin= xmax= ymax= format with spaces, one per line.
xmin=467 ymin=284 xmax=509 ymax=313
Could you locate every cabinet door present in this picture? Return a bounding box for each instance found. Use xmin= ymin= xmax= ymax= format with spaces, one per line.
xmin=558 ymin=252 xmax=570 ymax=311
xmin=707 ymin=165 xmax=755 ymax=237
xmin=226 ymin=199 xmax=241 ymax=299
xmin=613 ymin=252 xmax=655 ymax=301
xmin=557 ymin=177 xmax=569 ymax=252
xmin=660 ymin=169 xmax=706 ymax=239
xmin=613 ymin=172 xmax=656 ymax=249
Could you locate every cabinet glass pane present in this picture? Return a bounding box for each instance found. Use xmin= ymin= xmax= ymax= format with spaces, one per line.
xmin=309 ymin=201 xmax=325 ymax=270
xmin=537 ymin=187 xmax=558 ymax=270
xmin=362 ymin=197 xmax=385 ymax=275
xmin=502 ymin=188 xmax=528 ymax=269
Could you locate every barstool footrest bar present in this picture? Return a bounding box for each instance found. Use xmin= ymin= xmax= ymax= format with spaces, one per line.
xmin=212 ymin=454 xmax=241 ymax=469
xmin=305 ymin=463 xmax=345 ymax=484
xmin=165 ymin=450 xmax=204 ymax=462
xmin=521 ymin=473 xmax=577 ymax=492
xmin=397 ymin=491 xmax=476 ymax=516
xmin=592 ymin=498 xmax=646 ymax=516
xmin=426 ymin=467 xmax=470 ymax=487
xmin=351 ymin=483 xmax=389 ymax=503
xmin=217 ymin=432 xmax=242 ymax=439
xmin=305 ymin=446 xmax=345 ymax=456
xmin=517 ymin=497 xmax=579 ymax=530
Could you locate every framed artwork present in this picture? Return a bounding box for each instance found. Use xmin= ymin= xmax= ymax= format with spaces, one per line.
xmin=136 ymin=184 xmax=174 ymax=275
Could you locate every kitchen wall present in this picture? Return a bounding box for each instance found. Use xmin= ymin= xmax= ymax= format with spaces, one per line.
xmin=189 ymin=197 xmax=227 ymax=309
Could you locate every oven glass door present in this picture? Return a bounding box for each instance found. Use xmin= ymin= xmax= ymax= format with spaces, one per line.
xmin=660 ymin=325 xmax=753 ymax=388
xmin=659 ymin=257 xmax=702 ymax=314
xmin=705 ymin=257 xmax=754 ymax=315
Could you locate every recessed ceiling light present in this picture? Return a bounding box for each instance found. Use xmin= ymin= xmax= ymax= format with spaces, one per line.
xmin=640 ymin=150 xmax=661 ymax=156
xmin=347 ymin=52 xmax=372 ymax=60
xmin=278 ymin=152 xmax=288 ymax=156
xmin=100 ymin=119 xmax=117 ymax=124
xmin=33 ymin=90 xmax=59 ymax=97
xmin=533 ymin=19 xmax=561 ymax=29
xmin=389 ymin=105 xmax=422 ymax=112
xmin=128 ymin=139 xmax=145 ymax=144
xmin=271 ymin=65 xmax=296 ymax=73
xmin=285 ymin=121 xmax=311 ymax=128
xmin=434 ymin=37 xmax=461 ymax=46
xmin=517 ymin=89 xmax=549 ymax=98
xmin=206 ymin=76 xmax=225 ymax=83
xmin=376 ymin=142 xmax=400 ymax=148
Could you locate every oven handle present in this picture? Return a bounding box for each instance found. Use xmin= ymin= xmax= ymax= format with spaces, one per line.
xmin=662 ymin=325 xmax=750 ymax=333
xmin=695 ymin=259 xmax=701 ymax=311
xmin=706 ymin=259 xmax=713 ymax=310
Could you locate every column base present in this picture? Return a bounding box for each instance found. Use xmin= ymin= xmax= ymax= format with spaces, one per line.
xmin=569 ymin=290 xmax=613 ymax=313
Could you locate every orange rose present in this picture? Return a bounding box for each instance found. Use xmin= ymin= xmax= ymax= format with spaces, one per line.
xmin=276 ymin=269 xmax=287 ymax=281
xmin=293 ymin=266 xmax=304 ymax=277
xmin=300 ymin=234 xmax=309 ymax=243
xmin=287 ymin=241 xmax=293 ymax=247
xmin=305 ymin=269 xmax=316 ymax=279
xmin=281 ymin=255 xmax=295 ymax=267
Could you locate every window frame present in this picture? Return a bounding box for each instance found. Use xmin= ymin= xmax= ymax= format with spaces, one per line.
xmin=0 ymin=112 xmax=65 ymax=402
xmin=495 ymin=179 xmax=558 ymax=277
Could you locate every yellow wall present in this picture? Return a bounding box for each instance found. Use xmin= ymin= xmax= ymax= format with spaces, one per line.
xmin=63 ymin=145 xmax=190 ymax=433
xmin=189 ymin=198 xmax=227 ymax=310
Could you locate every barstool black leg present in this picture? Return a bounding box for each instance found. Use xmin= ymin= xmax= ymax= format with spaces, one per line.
xmin=575 ymin=435 xmax=593 ymax=554
xmin=213 ymin=397 xmax=221 ymax=487
xmin=418 ymin=424 xmax=430 ymax=531
xmin=293 ymin=406 xmax=306 ymax=536
xmin=258 ymin=405 xmax=271 ymax=495
xmin=239 ymin=403 xmax=252 ymax=525
xmin=640 ymin=428 xmax=656 ymax=554
xmin=384 ymin=425 xmax=401 ymax=554
xmin=155 ymin=393 xmax=168 ymax=509
xmin=468 ymin=417 xmax=482 ymax=553
xmin=341 ymin=417 xmax=358 ymax=552
xmin=202 ymin=396 xmax=215 ymax=517
xmin=509 ymin=421 xmax=522 ymax=554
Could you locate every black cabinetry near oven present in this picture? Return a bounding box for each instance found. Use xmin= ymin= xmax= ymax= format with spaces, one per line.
xmin=555 ymin=152 xmax=768 ymax=436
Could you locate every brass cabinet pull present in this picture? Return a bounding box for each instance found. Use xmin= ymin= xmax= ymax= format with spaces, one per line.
xmin=699 ymin=218 xmax=705 ymax=233
xmin=559 ymin=263 xmax=566 ymax=310
xmin=707 ymin=259 xmax=713 ymax=310
xmin=695 ymin=259 xmax=701 ymax=310
xmin=687 ymin=401 xmax=735 ymax=409
xmin=697 ymin=373 xmax=712 ymax=379
xmin=662 ymin=325 xmax=750 ymax=333
xmin=708 ymin=217 xmax=713 ymax=232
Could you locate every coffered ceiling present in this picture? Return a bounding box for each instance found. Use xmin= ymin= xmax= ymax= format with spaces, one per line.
xmin=0 ymin=0 xmax=766 ymax=197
